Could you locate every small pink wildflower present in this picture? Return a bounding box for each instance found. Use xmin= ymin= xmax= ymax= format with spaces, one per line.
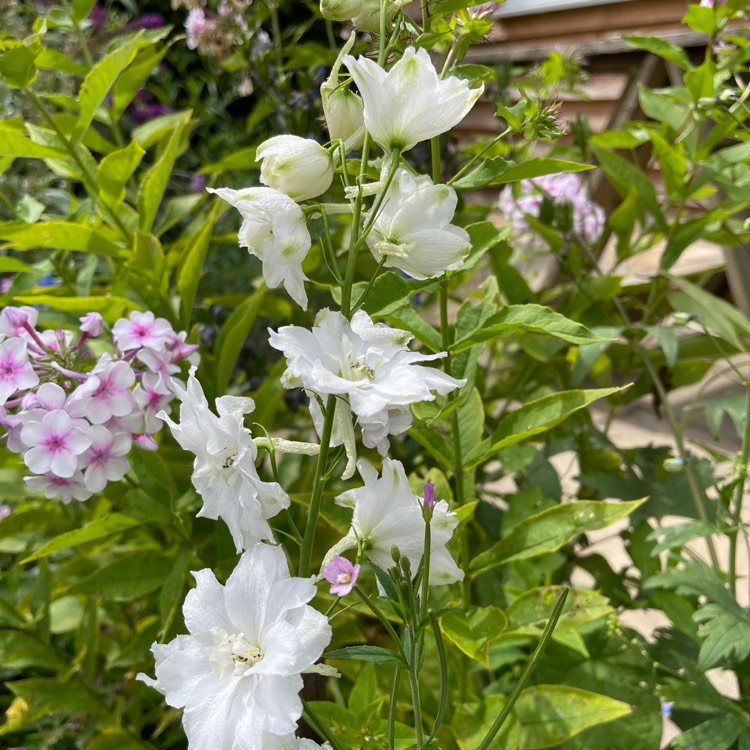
xmin=423 ymin=482 xmax=435 ymax=510
xmin=323 ymin=555 xmax=360 ymax=597
xmin=25 ymin=471 xmax=92 ymax=504
xmin=79 ymin=312 xmax=104 ymax=337
xmin=81 ymin=426 xmax=131 ymax=493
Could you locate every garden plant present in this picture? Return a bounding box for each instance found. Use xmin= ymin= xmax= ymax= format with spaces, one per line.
xmin=0 ymin=0 xmax=749 ymax=748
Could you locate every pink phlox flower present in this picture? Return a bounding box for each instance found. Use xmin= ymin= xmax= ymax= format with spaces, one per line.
xmin=323 ymin=555 xmax=360 ymax=596
xmin=113 ymin=311 xmax=175 ymax=352
xmin=134 ymin=372 xmax=174 ymax=432
xmin=166 ymin=330 xmax=200 ymax=366
xmin=0 ymin=337 xmax=39 ymax=405
xmin=81 ymin=425 xmax=131 ymax=493
xmin=21 ymin=410 xmax=92 ymax=478
xmin=79 ymin=312 xmax=104 ymax=337
xmin=136 ymin=346 xmax=181 ymax=378
xmin=0 ymin=505 xmax=10 ymax=520
xmin=0 ymin=306 xmax=38 ymax=338
xmin=134 ymin=433 xmax=159 ymax=451
xmin=104 ymin=409 xmax=145 ymax=437
xmin=25 ymin=470 xmax=92 ymax=504
xmin=70 ymin=358 xmax=136 ymax=425
xmin=185 ymin=8 xmax=212 ymax=49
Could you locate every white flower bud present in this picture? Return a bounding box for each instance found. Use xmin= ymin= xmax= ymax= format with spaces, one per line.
xmin=322 ymin=85 xmax=365 ymax=152
xmin=319 ymin=0 xmax=362 ymax=22
xmin=256 ymin=135 xmax=334 ymax=202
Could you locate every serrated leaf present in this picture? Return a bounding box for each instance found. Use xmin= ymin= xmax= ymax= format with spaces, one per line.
xmin=516 ymin=685 xmax=631 ymax=749
xmin=324 ymin=645 xmax=405 ymax=666
xmin=440 ymin=606 xmax=508 ymax=667
xmin=672 ymin=714 xmax=748 ymax=750
xmin=452 ymin=304 xmax=609 ymax=353
xmin=465 ymin=387 xmax=624 ymax=468
xmin=693 ymin=603 xmax=750 ymax=670
xmin=470 ymin=499 xmax=646 ymax=575
xmin=21 ymin=512 xmax=143 ymax=564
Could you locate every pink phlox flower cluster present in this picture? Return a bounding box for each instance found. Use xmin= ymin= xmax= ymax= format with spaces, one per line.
xmin=183 ymin=0 xmax=253 ymax=57
xmin=0 ymin=306 xmax=198 ymax=503
xmin=498 ymin=171 xmax=605 ymax=253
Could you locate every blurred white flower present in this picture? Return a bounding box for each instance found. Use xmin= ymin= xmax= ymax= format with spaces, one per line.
xmin=256 ymin=136 xmax=334 ymax=202
xmin=138 ymin=543 xmax=332 ymax=749
xmin=269 ymin=309 xmax=464 ymax=462
xmin=333 ymin=458 xmax=463 ymax=586
xmin=158 ymin=368 xmax=290 ymax=552
xmin=367 ymin=168 xmax=470 ymax=278
xmin=343 ymin=46 xmax=483 ymax=152
xmin=208 ymin=186 xmax=311 ymax=309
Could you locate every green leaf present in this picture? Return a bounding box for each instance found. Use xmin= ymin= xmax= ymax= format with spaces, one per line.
xmin=72 ymin=0 xmax=97 ymax=22
xmin=470 ymin=499 xmax=646 ymax=575
xmin=137 ymin=110 xmax=193 ymax=233
xmin=0 ymin=123 xmax=67 ymax=159
xmin=324 ymin=645 xmax=405 ymax=666
xmin=96 ymin=139 xmax=145 ymax=208
xmin=453 ymin=157 xmax=593 ymax=190
xmin=0 ymin=221 xmax=125 ymax=257
xmin=199 ymin=145 xmax=258 ymax=174
xmin=465 ymin=387 xmax=624 ymax=468
xmin=87 ymin=730 xmax=153 ymax=750
xmin=111 ymin=44 xmax=171 ymax=119
xmin=0 ymin=256 xmax=33 ymax=273
xmin=35 ymin=47 xmax=87 ymax=76
xmin=592 ymin=147 xmax=667 ymax=231
xmin=645 ymin=325 xmax=679 ymax=369
xmin=638 ymin=87 xmax=688 ymax=132
xmin=73 ymin=552 xmax=175 ymax=600
xmin=214 ymin=287 xmax=266 ymax=395
xmin=516 ymin=685 xmax=631 ymax=749
xmin=505 ymin=586 xmax=613 ymax=656
xmin=73 ymin=32 xmax=144 ymax=144
xmin=440 ymin=606 xmax=508 ymax=667
xmin=21 ymin=512 xmax=143 ymax=564
xmin=12 ymin=294 xmax=134 ymax=322
xmin=360 ymin=272 xmax=435 ymax=317
xmin=454 ymin=696 xmax=520 ymax=750
xmin=672 ymin=714 xmax=748 ymax=750
xmin=0 ymin=629 xmax=66 ymax=671
xmin=668 ymin=276 xmax=750 ymax=351
xmin=408 ymin=420 xmax=453 ymax=469
xmin=463 ymin=221 xmax=509 ymax=271
xmin=624 ymin=35 xmax=692 ymax=69
xmin=452 ymin=304 xmax=610 ymax=353
xmin=0 ymin=41 xmax=39 ymax=88
xmin=693 ymin=603 xmax=750 ymax=670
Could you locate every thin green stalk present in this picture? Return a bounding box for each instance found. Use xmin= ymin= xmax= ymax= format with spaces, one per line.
xmin=389 ymin=666 xmax=402 ymax=749
xmin=407 ymin=655 xmax=425 ymax=750
xmin=729 ymin=378 xmax=750 ymax=594
xmin=421 ymin=0 xmax=430 ymax=32
xmin=298 ymin=394 xmax=337 ymax=578
xmin=476 ymin=588 xmax=569 ymax=750
xmin=267 ymin=0 xmax=284 ymax=73
xmin=302 ymin=698 xmax=343 ymax=750
xmin=26 ymin=89 xmax=133 ymax=242
xmin=351 ymin=256 xmax=387 ymax=313
xmin=420 ymin=519 xmax=431 ymax=622
xmin=448 ymin=128 xmax=512 ymax=186
xmin=353 ymin=585 xmax=406 ymax=659
xmin=319 ymin=208 xmax=344 ymax=284
xmin=426 ymin=610 xmax=449 ymax=744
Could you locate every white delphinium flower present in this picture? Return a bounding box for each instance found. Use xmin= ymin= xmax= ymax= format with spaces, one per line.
xmin=208 ymin=187 xmax=312 ymax=309
xmin=158 ymin=369 xmax=290 ymax=552
xmin=256 ymin=136 xmax=334 ymax=202
xmin=138 ymin=543 xmax=332 ymax=749
xmin=366 ymin=168 xmax=470 ymax=279
xmin=268 ymin=309 xmax=464 ymax=465
xmin=331 ymin=458 xmax=463 ymax=586
xmin=343 ymin=46 xmax=483 ymax=152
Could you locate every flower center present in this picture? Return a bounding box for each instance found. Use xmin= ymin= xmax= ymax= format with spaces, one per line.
xmin=341 ymin=354 xmax=375 ymax=382
xmin=336 ymin=572 xmax=352 ymax=585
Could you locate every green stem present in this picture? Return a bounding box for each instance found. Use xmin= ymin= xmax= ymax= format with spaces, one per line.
xmin=298 ymin=394 xmax=337 ymax=578
xmin=729 ymin=378 xmax=750 ymax=595
xmin=448 ymin=128 xmax=512 ymax=186
xmin=407 ymin=654 xmax=425 ymax=750
xmin=420 ymin=519 xmax=431 ymax=622
xmin=302 ymin=698 xmax=343 ymax=750
xmin=351 ymin=256 xmax=386 ymax=313
xmin=389 ymin=666 xmax=402 ymax=749
xmin=354 ymin=585 xmax=406 ymax=659
xmin=421 ymin=0 xmax=430 ymax=32
xmin=426 ymin=610 xmax=449 ymax=743
xmin=267 ymin=0 xmax=284 ymax=73
xmin=476 ymin=588 xmax=569 ymax=750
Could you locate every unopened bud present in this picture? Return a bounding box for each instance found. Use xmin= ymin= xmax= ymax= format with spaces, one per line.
xmin=320 ymin=0 xmax=362 ymax=22
xmin=79 ymin=312 xmax=104 ymax=337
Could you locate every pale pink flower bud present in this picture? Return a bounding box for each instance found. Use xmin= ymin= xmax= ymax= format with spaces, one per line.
xmin=79 ymin=312 xmax=104 ymax=337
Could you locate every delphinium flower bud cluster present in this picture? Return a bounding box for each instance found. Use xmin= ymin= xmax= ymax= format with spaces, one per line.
xmin=498 ymin=171 xmax=606 ymax=254
xmin=0 ymin=306 xmax=197 ymax=503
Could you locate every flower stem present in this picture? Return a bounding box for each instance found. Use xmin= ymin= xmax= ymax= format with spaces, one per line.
xmin=302 ymin=698 xmax=343 ymax=750
xmin=407 ymin=654 xmax=425 ymax=749
xmin=426 ymin=609 xmax=449 ymax=743
xmin=729 ymin=377 xmax=750 ymax=595
xmin=353 ymin=585 xmax=405 ymax=660
xmin=389 ymin=666 xmax=402 ymax=749
xmin=298 ymin=394 xmax=337 ymax=578
xmin=476 ymin=588 xmax=569 ymax=750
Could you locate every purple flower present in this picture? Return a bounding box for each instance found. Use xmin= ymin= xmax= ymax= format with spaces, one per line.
xmin=127 ymin=13 xmax=165 ymax=30
xmin=322 ymin=555 xmax=360 ymax=597
xmin=423 ymin=481 xmax=435 ymax=510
